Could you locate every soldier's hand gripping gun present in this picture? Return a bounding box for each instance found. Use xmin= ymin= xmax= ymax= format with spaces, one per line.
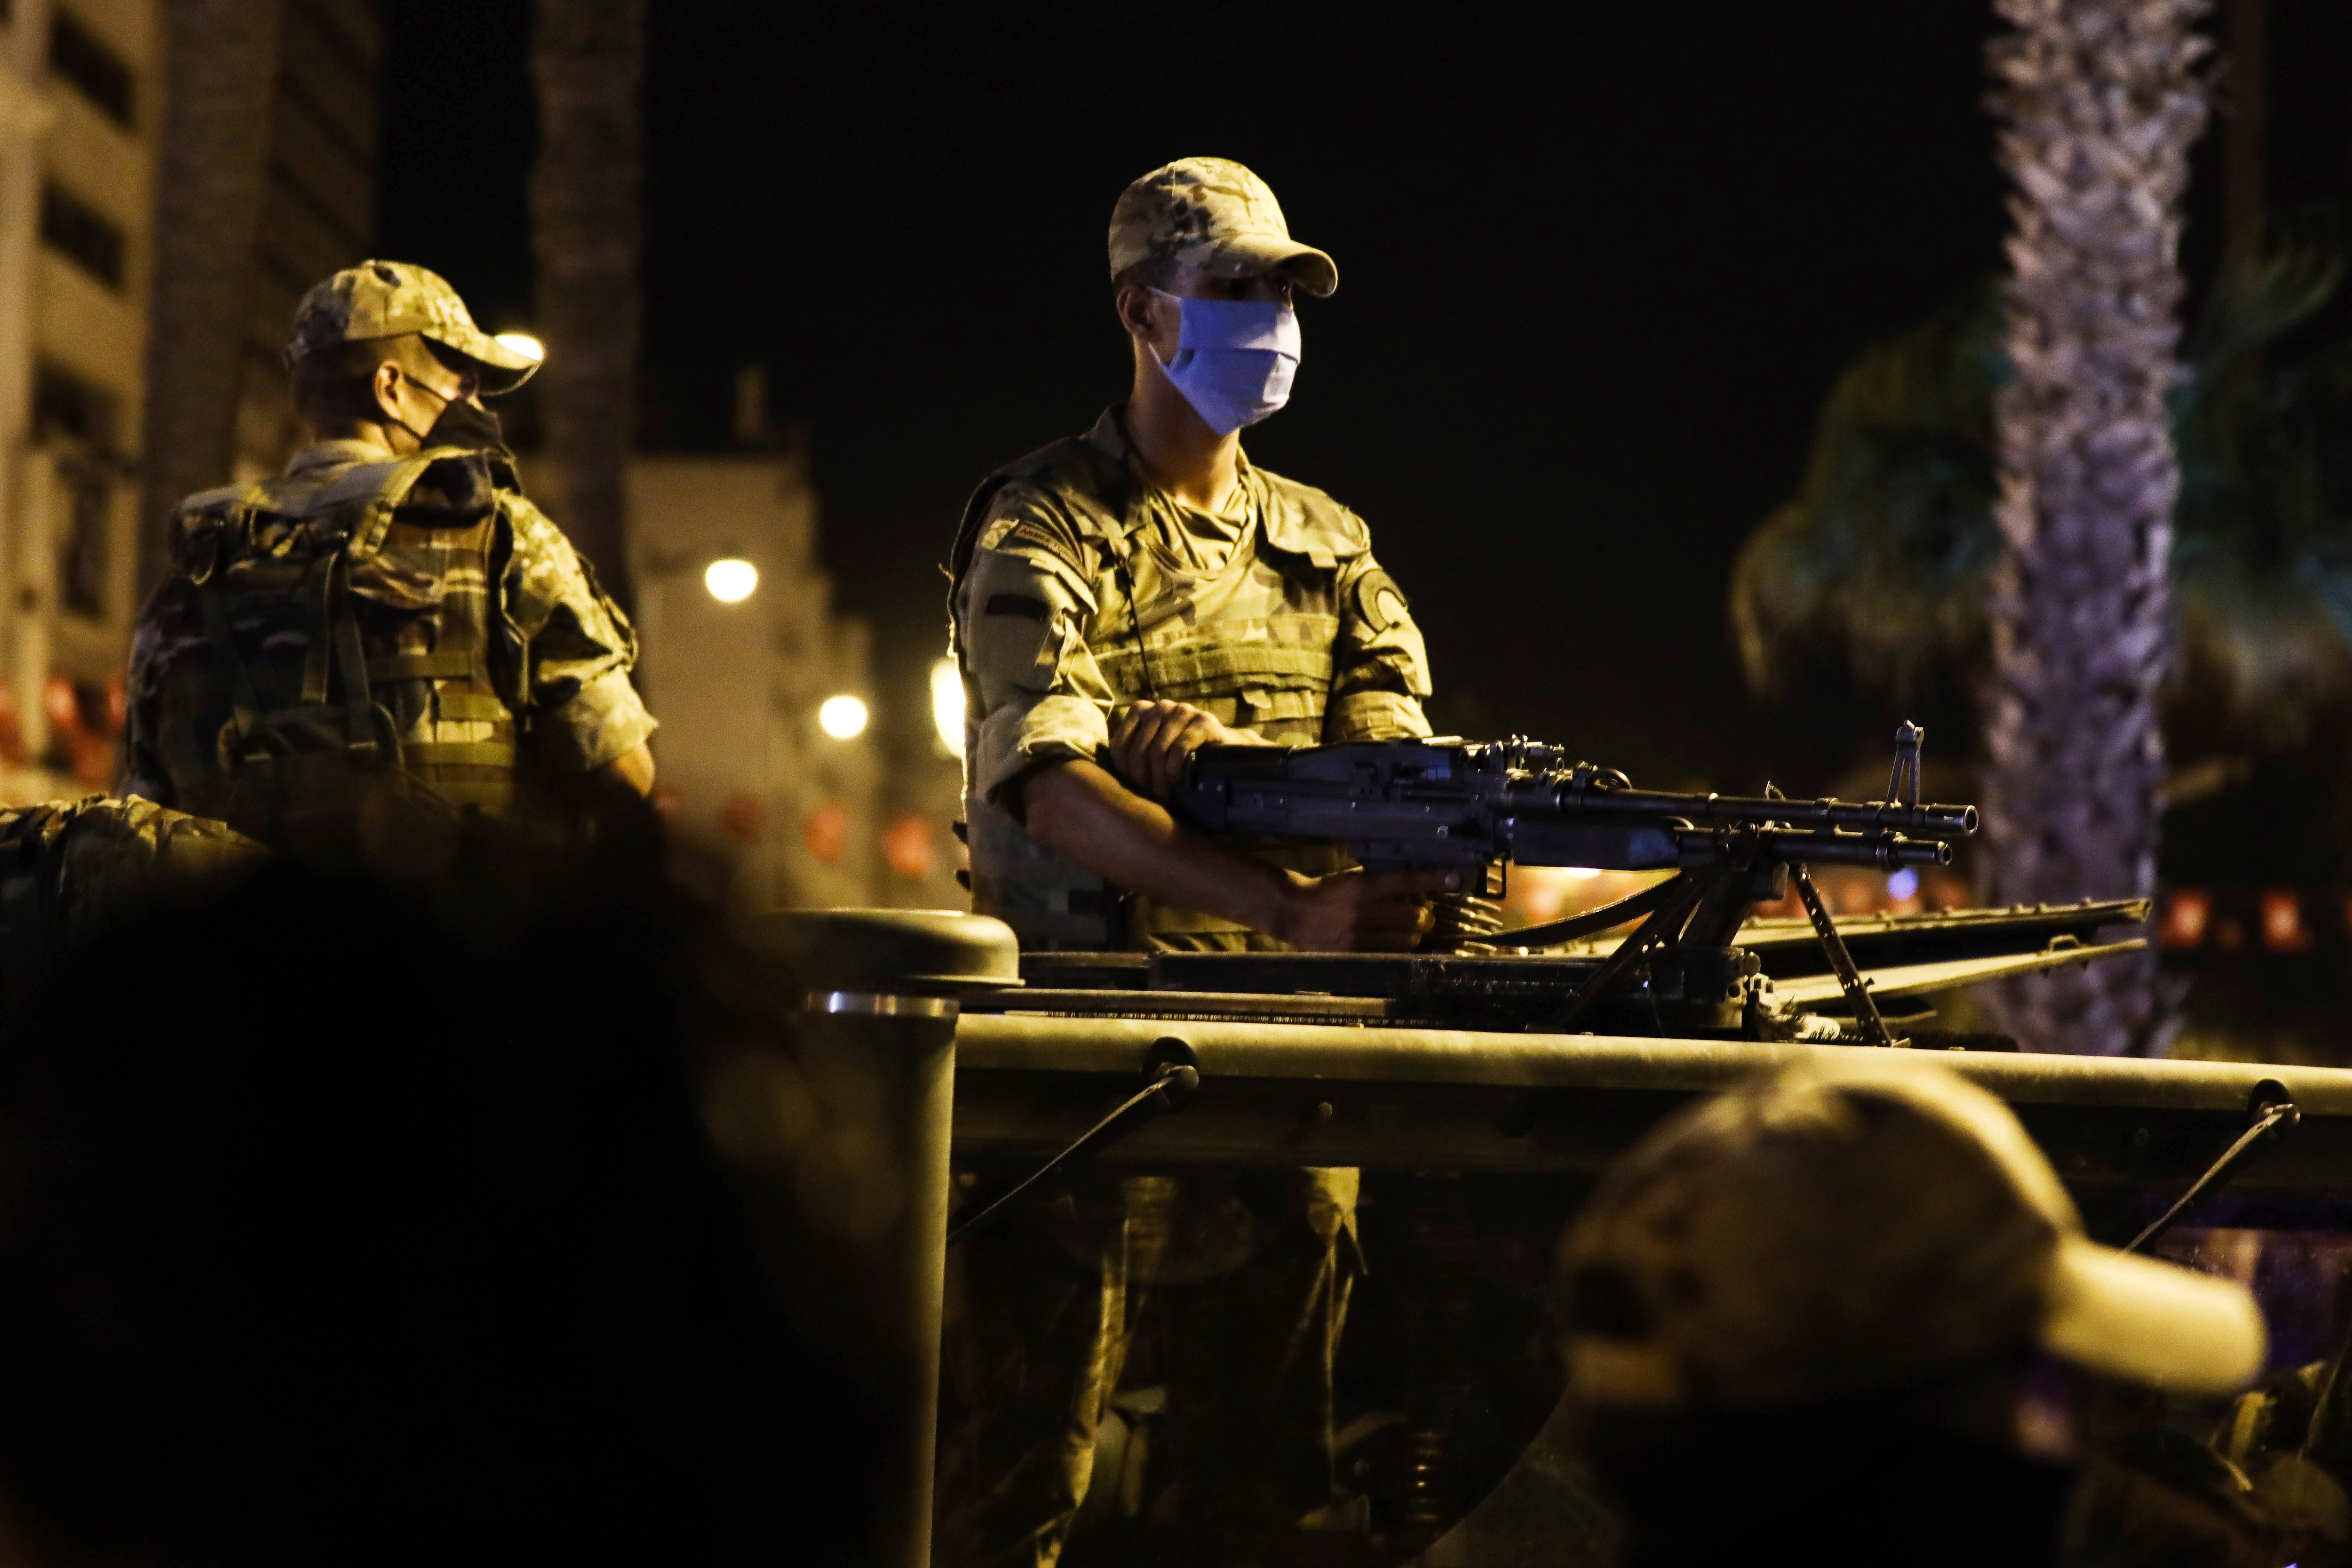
xmin=1169 ymin=723 xmax=1975 ymax=1043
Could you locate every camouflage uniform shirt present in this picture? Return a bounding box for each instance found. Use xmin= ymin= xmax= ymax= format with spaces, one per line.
xmin=122 ymin=440 xmax=656 ymax=814
xmin=953 ymin=407 xmax=1432 ymax=948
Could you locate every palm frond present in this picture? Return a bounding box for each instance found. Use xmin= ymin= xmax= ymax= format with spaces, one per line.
xmin=1729 ymin=286 xmax=2003 ymax=697
xmin=1735 ymin=239 xmax=2352 ymax=741
xmin=2181 ymin=243 xmax=2343 ymax=375
xmin=2171 ymin=238 xmax=2352 ymax=734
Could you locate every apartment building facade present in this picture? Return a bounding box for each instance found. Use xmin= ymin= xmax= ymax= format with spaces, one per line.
xmin=0 ymin=0 xmax=375 ymax=805
xmin=0 ymin=0 xmax=154 ymax=800
xmin=620 ymin=441 xmax=888 ymax=913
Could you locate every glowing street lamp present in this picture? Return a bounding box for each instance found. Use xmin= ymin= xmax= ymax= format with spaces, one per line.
xmin=819 ymin=694 xmax=869 ymax=740
xmin=493 ymin=331 xmax=545 ymax=363
xmin=930 ymin=657 xmax=965 ymax=758
xmin=704 ymin=557 xmax=759 ymax=603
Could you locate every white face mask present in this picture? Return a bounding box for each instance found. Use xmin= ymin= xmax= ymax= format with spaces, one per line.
xmin=1150 ymin=289 xmax=1302 ymax=435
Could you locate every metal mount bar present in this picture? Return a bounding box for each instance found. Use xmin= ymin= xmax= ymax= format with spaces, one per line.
xmin=1538 ymin=865 xmax=1721 ymax=1035
xmin=946 ymin=1058 xmax=1200 ymax=1247
xmin=2126 ymin=1083 xmax=2302 ymax=1253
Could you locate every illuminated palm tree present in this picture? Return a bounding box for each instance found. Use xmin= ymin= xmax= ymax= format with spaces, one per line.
xmin=1733 ymin=244 xmax=2348 ymax=734
xmin=1741 ymin=0 xmax=2219 ymax=1054
xmin=1980 ymin=0 xmax=2208 ymax=1054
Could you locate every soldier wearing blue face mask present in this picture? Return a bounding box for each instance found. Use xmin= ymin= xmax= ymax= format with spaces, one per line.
xmin=1140 ymin=283 xmax=1304 ymax=437
xmin=949 ymin=156 xmax=1451 ymax=956
xmin=938 ymin=159 xmax=1451 ymax=1567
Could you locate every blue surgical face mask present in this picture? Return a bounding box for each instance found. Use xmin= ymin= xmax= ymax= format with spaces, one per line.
xmin=1149 ymin=289 xmax=1301 ymax=436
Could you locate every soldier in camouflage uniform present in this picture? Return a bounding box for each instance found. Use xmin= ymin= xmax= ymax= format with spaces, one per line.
xmin=950 ymin=158 xmax=1451 ymax=954
xmin=938 ymin=160 xmax=1449 ymax=1565
xmin=120 ymin=262 xmax=656 ymax=859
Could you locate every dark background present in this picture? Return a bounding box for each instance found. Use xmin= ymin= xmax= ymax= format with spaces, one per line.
xmin=374 ymin=0 xmax=2341 ymax=794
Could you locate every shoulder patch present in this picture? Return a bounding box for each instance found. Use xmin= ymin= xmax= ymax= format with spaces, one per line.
xmin=1353 ymin=567 xmax=1411 ymax=634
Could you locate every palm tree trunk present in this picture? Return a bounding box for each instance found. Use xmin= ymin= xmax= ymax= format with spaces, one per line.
xmin=1980 ymin=0 xmax=2210 ymax=1054
xmin=2220 ymin=0 xmax=2265 ymax=268
xmin=137 ymin=0 xmax=286 ymax=599
xmin=527 ymin=0 xmax=643 ymax=608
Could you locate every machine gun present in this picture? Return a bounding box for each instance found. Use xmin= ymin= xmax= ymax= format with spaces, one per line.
xmin=1160 ymin=723 xmax=2106 ymax=1044
xmin=1171 ymin=722 xmax=1971 ymax=882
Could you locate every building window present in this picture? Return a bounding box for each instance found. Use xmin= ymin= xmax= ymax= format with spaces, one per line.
xmin=39 ymin=182 xmax=124 ymax=289
xmin=33 ymin=366 xmax=119 ymax=621
xmin=32 ymin=362 xmax=117 ymax=447
xmin=48 ymin=10 xmax=132 ymax=127
xmin=56 ymin=462 xmax=110 ymax=619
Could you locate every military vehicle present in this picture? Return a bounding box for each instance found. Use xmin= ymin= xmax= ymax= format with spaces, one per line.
xmin=763 ymin=726 xmax=2352 ymax=1566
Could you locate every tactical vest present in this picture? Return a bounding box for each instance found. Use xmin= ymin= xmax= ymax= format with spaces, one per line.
xmin=151 ymin=448 xmax=524 ymax=852
xmin=948 ymin=425 xmax=1367 ymax=951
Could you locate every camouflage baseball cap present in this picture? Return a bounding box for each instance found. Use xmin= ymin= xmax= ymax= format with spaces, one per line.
xmin=1109 ymin=157 xmax=1337 ymax=298
xmin=1562 ymin=1054 xmax=2266 ymax=1413
xmin=285 ymin=260 xmax=542 ymax=394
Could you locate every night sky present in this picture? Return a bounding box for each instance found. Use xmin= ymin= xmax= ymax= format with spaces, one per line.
xmin=376 ymin=1 xmax=2224 ymax=794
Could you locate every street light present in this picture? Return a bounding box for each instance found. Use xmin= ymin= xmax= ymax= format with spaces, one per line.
xmin=704 ymin=557 xmax=759 ymax=603
xmin=819 ymin=694 xmax=869 ymax=739
xmin=930 ymin=657 xmax=964 ymax=758
xmin=493 ymin=331 xmax=545 ymax=363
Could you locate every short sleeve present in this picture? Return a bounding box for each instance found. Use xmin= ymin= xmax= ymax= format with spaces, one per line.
xmin=501 ymin=494 xmax=659 ymax=772
xmin=1326 ymin=550 xmax=1434 ymax=741
xmin=955 ymin=486 xmax=1117 ymax=807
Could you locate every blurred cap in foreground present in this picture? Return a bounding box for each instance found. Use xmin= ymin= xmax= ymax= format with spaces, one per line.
xmin=1562 ymin=1054 xmax=2266 ymax=1411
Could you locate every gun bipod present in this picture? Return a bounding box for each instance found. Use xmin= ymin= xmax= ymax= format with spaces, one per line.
xmin=1788 ymin=862 xmax=1899 ymax=1046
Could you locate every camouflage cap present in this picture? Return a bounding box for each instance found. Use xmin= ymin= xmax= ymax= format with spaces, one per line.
xmin=1109 ymin=157 xmax=1337 ymax=298
xmin=1562 ymin=1054 xmax=2266 ymax=1413
xmin=285 ymin=260 xmax=542 ymax=395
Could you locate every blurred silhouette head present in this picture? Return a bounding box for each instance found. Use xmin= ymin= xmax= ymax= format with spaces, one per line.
xmin=1561 ymin=1054 xmax=2268 ymax=1567
xmin=0 ymin=826 xmax=885 ymax=1565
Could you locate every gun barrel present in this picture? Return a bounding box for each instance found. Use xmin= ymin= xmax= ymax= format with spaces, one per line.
xmin=1749 ymin=829 xmax=1954 ymax=869
xmin=1552 ymin=784 xmax=1976 ymax=841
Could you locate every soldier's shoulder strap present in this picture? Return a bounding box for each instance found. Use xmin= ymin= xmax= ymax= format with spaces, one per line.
xmin=168 ymin=447 xmax=502 ymax=574
xmin=1252 ymin=467 xmax=1371 ymax=570
xmin=946 ymin=428 xmax=1133 ymax=597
